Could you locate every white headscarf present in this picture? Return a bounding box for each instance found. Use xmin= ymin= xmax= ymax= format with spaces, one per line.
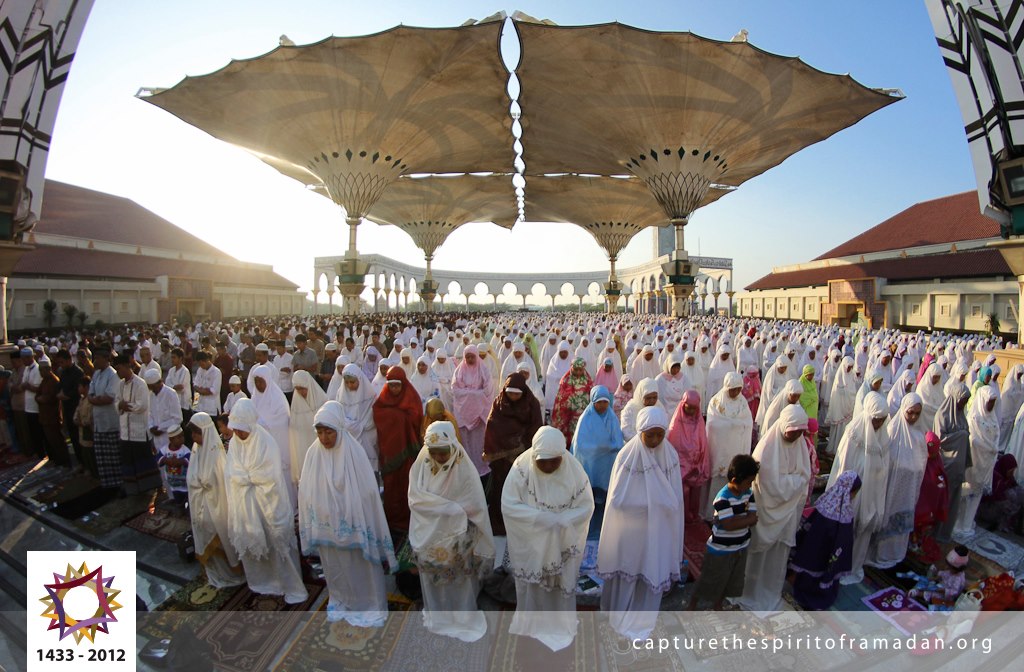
xmin=289 ymin=370 xmax=327 ymax=482
xmin=749 ymin=404 xmax=812 ymax=549
xmin=186 ymin=412 xmax=238 ymax=567
xmin=409 ymin=355 xmax=440 ymax=407
xmin=597 ymin=406 xmax=685 ymax=592
xmin=250 ymin=363 xmax=290 ymax=429
xmin=409 ymin=421 xmax=495 ymax=578
xmin=297 ymin=401 xmax=397 ymax=567
xmin=502 ymin=425 xmax=594 ymax=597
xmin=828 ymin=391 xmax=890 ymax=534
xmin=706 ymin=371 xmax=753 ymax=482
xmin=224 ymin=399 xmax=296 ymax=560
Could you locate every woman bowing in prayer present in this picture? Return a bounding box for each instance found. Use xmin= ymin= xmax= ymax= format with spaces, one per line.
xmin=551 ymin=357 xmax=594 ymax=446
xmin=409 ymin=421 xmax=495 ymax=642
xmin=570 ymin=385 xmax=625 ymax=540
xmin=827 ymin=392 xmax=890 ymax=584
xmin=667 ymin=389 xmax=710 ymax=526
xmin=299 ymin=401 xmax=396 ymax=626
xmin=482 ymin=372 xmax=543 ymax=534
xmin=868 ymin=393 xmax=927 ymax=568
xmin=224 ymin=399 xmax=308 ymax=604
xmin=502 ymin=426 xmax=594 ymax=651
xmin=249 ymin=363 xmax=295 ymax=511
xmin=737 ymin=405 xmax=811 ymax=613
xmin=451 ymin=345 xmax=494 ymax=479
xmin=338 ymin=363 xmax=379 ymax=470
xmin=789 ymin=471 xmax=860 ymax=610
xmin=372 ymin=367 xmax=423 ymax=535
xmin=187 ymin=412 xmax=245 ymax=589
xmin=706 ymin=372 xmax=754 ymax=518
xmin=288 ymin=370 xmax=327 ymax=488
xmin=597 ymin=406 xmax=684 ymax=639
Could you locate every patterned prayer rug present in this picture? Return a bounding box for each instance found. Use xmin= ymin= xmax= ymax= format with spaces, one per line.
xmin=487 ymin=610 xmax=599 ymax=672
xmin=964 ymin=530 xmax=1024 ymax=572
xmin=191 ymin=581 xmax=324 ymax=672
xmin=861 ymin=587 xmax=930 ymax=635
xmin=272 ymin=596 xmax=415 ymax=672
xmin=124 ymin=506 xmax=192 ymax=542
xmin=683 ymin=519 xmax=711 ymax=581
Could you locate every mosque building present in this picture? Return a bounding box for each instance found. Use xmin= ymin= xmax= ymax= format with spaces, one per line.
xmin=9 ymin=180 xmax=303 ymax=331
xmin=734 ymin=191 xmax=1018 ymax=335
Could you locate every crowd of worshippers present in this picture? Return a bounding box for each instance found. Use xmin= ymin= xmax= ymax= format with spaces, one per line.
xmin=4 ymin=313 xmax=1024 ymax=643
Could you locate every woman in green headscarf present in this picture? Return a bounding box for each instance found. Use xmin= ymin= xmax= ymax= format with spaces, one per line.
xmin=800 ymin=364 xmax=820 ymax=421
xmin=522 ymin=332 xmax=541 ymax=373
xmin=967 ymin=366 xmax=993 ymax=412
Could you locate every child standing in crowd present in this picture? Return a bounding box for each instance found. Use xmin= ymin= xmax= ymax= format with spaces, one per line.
xmin=156 ymin=426 xmax=191 ymax=506
xmin=689 ymin=454 xmax=759 ymax=610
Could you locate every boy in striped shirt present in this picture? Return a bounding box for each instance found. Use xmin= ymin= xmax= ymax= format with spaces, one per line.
xmin=688 ymin=454 xmax=759 ymax=610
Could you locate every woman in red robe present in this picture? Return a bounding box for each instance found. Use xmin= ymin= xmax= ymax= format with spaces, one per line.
xmin=911 ymin=430 xmax=949 ymax=557
xmin=372 ymin=366 xmax=423 ymax=535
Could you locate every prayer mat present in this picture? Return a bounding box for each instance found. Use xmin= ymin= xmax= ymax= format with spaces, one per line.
xmin=906 ymin=538 xmax=1006 ymax=583
xmin=861 ymin=587 xmax=929 ymax=636
xmin=194 ymin=581 xmax=324 ymax=672
xmin=683 ymin=519 xmax=710 ymax=581
xmin=598 ymin=619 xmax=684 ymax=671
xmin=0 ymin=449 xmax=34 ymax=472
xmin=138 ymin=574 xmax=246 ymax=641
xmin=68 ymin=489 xmax=156 ymax=536
xmin=272 ymin=595 xmax=414 ymax=672
xmin=123 ymin=505 xmax=191 ymax=542
xmin=964 ymin=530 xmax=1024 ymax=572
xmin=378 ymin=610 xmax=493 ymax=672
xmin=487 ymin=610 xmax=599 ymax=672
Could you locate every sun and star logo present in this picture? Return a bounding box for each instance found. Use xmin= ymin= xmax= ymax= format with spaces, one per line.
xmin=38 ymin=562 xmax=122 ymax=644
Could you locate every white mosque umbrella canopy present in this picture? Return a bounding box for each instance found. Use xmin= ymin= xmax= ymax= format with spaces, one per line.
xmin=138 ymin=20 xmax=514 ymax=221
xmin=512 ymin=20 xmax=904 ymax=222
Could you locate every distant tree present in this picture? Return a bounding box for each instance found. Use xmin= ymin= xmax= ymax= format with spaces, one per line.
xmin=986 ymin=311 xmax=1001 ymax=336
xmin=62 ymin=304 xmax=78 ymax=328
xmin=42 ymin=299 xmax=58 ymax=328
xmin=75 ymin=311 xmax=89 ymax=328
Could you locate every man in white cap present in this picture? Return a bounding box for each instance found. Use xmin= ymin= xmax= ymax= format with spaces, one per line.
xmin=248 ymin=342 xmax=271 ymax=393
xmin=19 ymin=347 xmax=44 ymax=458
xmin=147 ymin=367 xmax=183 ymax=478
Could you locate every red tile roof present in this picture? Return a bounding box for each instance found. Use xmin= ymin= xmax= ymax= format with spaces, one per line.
xmin=14 ymin=245 xmax=298 ymax=289
xmin=37 ymin=180 xmax=230 ymax=259
xmin=745 ymin=249 xmax=1011 ymax=291
xmin=813 ymin=191 xmax=999 ymax=260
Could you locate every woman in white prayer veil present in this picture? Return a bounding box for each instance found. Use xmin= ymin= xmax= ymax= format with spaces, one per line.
xmin=705 ymin=372 xmax=754 ymax=518
xmin=545 ymin=342 xmax=573 ymax=414
xmin=1000 ymin=364 xmax=1024 ymax=449
xmin=628 ymin=345 xmax=661 ymax=385
xmin=944 ymin=360 xmax=969 ymax=399
xmin=398 ymin=348 xmax=417 ymax=378
xmin=372 ymin=356 xmax=396 ymax=396
xmin=915 ymin=362 xmax=945 ymax=434
xmin=598 ymin=406 xmax=684 ymax=639
xmin=681 ymin=351 xmax=707 ymax=413
xmin=760 ymin=379 xmax=804 ymax=436
xmin=853 ymin=370 xmax=885 ymax=417
xmin=619 ymin=377 xmax=666 ymax=443
xmin=249 ymin=364 xmax=296 ymax=511
xmin=502 ymin=426 xmax=594 ymax=651
xmin=187 ymin=412 xmax=245 ymax=589
xmin=299 ymin=401 xmax=396 ymax=626
xmin=736 ymin=405 xmax=811 ymax=614
xmin=225 ymin=399 xmax=309 ymax=604
xmin=289 ymin=370 xmax=327 ymax=487
xmin=868 ymin=392 xmax=927 ymax=569
xmin=337 ymin=363 xmax=379 ymax=469
xmin=956 ymin=385 xmax=1002 ymax=538
xmin=517 ymin=361 xmax=545 ymax=402
xmin=656 ymin=353 xmax=690 ymax=415
xmin=325 ymin=357 xmax=349 ymax=401
xmin=886 ymin=364 xmax=916 ymax=417
xmin=828 ymin=392 xmax=890 ymax=585
xmin=825 ymin=356 xmax=858 ymax=455
xmin=410 ymin=355 xmax=441 ymax=409
xmin=409 ymin=421 xmax=495 ymax=642
xmin=756 ymin=355 xmax=791 ymax=429
xmin=430 ymin=349 xmax=456 ymax=411
xmin=705 ymin=344 xmax=734 ymax=408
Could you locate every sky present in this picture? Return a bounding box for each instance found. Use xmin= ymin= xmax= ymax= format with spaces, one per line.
xmin=43 ymin=1 xmax=976 ymax=304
